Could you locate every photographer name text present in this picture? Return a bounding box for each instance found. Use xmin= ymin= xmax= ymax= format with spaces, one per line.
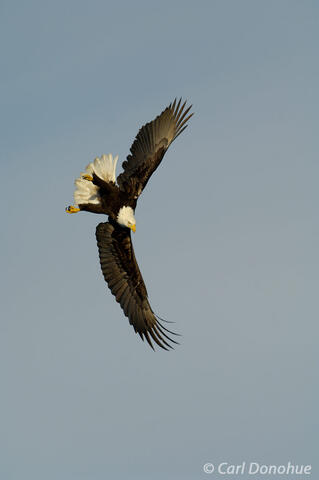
xmin=203 ymin=461 xmax=311 ymax=475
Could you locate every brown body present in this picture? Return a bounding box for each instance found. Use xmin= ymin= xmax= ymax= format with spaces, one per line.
xmin=79 ymin=174 xmax=137 ymax=219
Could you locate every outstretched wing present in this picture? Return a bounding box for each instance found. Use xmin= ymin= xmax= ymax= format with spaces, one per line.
xmin=96 ymin=221 xmax=178 ymax=350
xmin=117 ymin=98 xmax=193 ymax=199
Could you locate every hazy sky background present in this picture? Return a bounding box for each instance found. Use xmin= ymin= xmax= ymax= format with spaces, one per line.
xmin=1 ymin=1 xmax=318 ymax=479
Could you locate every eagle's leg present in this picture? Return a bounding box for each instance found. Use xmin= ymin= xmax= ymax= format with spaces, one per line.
xmin=65 ymin=205 xmax=80 ymax=214
xmin=92 ymin=172 xmax=111 ymax=190
xmin=65 ymin=203 xmax=105 ymax=214
xmin=81 ymin=173 xmax=109 ymax=190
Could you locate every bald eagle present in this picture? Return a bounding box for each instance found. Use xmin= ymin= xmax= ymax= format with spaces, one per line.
xmin=66 ymin=99 xmax=193 ymax=350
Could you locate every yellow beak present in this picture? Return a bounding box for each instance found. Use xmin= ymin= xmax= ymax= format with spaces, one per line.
xmin=130 ymin=223 xmax=136 ymax=233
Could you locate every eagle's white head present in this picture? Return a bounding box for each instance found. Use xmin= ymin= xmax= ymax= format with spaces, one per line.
xmin=117 ymin=206 xmax=136 ymax=232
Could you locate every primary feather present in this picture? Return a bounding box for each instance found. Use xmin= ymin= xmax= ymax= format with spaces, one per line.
xmin=96 ymin=221 xmax=179 ymax=350
xmin=117 ymin=98 xmax=193 ymax=198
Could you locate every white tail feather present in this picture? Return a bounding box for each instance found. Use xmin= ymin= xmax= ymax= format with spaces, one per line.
xmin=74 ymin=177 xmax=100 ymax=205
xmin=73 ymin=153 xmax=118 ymax=206
xmin=86 ymin=154 xmax=118 ymax=183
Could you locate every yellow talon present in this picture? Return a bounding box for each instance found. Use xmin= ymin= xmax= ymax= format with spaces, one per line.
xmin=66 ymin=205 xmax=80 ymax=214
xmin=82 ymin=174 xmax=93 ymax=181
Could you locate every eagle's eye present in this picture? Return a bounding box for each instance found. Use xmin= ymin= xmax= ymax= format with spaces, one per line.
xmin=127 ymin=221 xmax=136 ymax=233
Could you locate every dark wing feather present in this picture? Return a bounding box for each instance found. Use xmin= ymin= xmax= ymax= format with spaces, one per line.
xmin=117 ymin=98 xmax=193 ymax=199
xmin=96 ymin=221 xmax=178 ymax=350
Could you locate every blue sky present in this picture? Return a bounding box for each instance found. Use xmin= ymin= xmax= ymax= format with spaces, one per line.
xmin=1 ymin=1 xmax=318 ymax=479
